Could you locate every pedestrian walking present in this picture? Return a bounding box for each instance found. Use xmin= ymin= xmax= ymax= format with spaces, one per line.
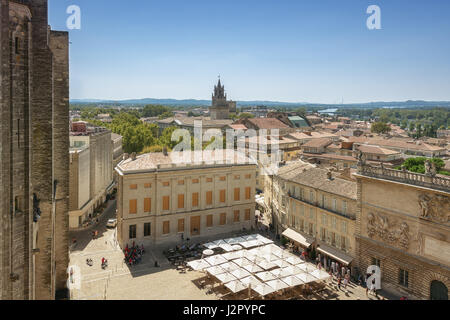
xmin=337 ymin=276 xmax=342 ymax=290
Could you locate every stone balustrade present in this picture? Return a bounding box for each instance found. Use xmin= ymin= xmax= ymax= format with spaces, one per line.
xmin=359 ymin=163 xmax=450 ymax=192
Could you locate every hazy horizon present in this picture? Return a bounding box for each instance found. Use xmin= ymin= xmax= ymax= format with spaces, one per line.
xmin=49 ymin=0 xmax=450 ymax=103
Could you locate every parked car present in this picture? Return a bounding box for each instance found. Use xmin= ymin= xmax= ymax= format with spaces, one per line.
xmin=106 ymin=219 xmax=117 ymax=228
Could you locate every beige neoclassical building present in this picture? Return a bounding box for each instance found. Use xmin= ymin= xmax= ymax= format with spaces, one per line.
xmin=355 ymin=164 xmax=450 ymax=300
xmin=266 ymin=161 xmax=357 ymax=267
xmin=115 ymin=151 xmax=257 ymax=248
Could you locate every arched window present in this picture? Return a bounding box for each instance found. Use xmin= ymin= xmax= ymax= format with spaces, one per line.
xmin=430 ymin=281 xmax=448 ymax=300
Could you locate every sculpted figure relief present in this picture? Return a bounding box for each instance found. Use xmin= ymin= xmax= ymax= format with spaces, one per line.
xmin=418 ymin=193 xmax=450 ymax=223
xmin=367 ymin=212 xmax=410 ymax=250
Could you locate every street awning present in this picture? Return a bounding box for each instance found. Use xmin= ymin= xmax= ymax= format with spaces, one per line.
xmin=316 ymin=243 xmax=353 ymax=266
xmin=282 ymin=228 xmax=314 ymax=248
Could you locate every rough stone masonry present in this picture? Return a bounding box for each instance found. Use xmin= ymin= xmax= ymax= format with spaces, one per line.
xmin=0 ymin=0 xmax=69 ymax=300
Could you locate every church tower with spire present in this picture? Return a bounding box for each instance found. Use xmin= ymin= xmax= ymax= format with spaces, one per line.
xmin=209 ymin=77 xmax=235 ymax=120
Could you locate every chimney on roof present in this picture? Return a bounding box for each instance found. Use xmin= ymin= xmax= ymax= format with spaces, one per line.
xmin=163 ymin=146 xmax=168 ymax=156
xmin=131 ymin=152 xmax=137 ymax=161
xmin=327 ymin=170 xmax=333 ymax=180
xmin=123 ymin=153 xmax=129 ymax=161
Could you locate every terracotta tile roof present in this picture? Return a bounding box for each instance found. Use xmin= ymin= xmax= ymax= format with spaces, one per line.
xmin=118 ymin=150 xmax=255 ymax=172
xmin=348 ymin=137 xmax=446 ymax=152
xmin=277 ymin=162 xmax=357 ymax=199
xmin=357 ymin=145 xmax=400 ymax=155
xmin=247 ymin=118 xmax=290 ymax=129
xmin=302 ymin=138 xmax=333 ymax=148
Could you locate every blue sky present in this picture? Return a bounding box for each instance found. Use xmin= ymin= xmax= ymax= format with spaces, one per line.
xmin=48 ymin=0 xmax=450 ymax=104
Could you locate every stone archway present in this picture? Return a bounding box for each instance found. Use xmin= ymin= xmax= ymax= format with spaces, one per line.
xmin=430 ymin=280 xmax=448 ymax=300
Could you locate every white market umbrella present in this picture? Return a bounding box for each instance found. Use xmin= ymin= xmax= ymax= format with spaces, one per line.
xmin=261 ymin=244 xmax=283 ymax=256
xmin=281 ymin=275 xmax=304 ymax=287
xmin=242 ymin=234 xmax=259 ymax=241
xmin=219 ymin=244 xmax=235 ymax=252
xmin=240 ymin=275 xmax=262 ymax=288
xmin=246 ymin=256 xmax=264 ymax=265
xmin=243 ymin=263 xmax=264 ymax=274
xmin=225 ymin=280 xmax=247 ymax=294
xmin=272 ymin=259 xmax=291 ymax=268
xmin=310 ymin=269 xmax=332 ymax=281
xmin=205 ymin=255 xmax=227 ymax=266
xmin=233 ymin=258 xmax=251 ymax=267
xmin=187 ymin=259 xmax=211 ymax=271
xmin=255 ymin=271 xmax=277 ymax=282
xmin=216 ymin=272 xmax=237 ymax=283
xmin=222 ymin=251 xmax=239 ymax=260
xmin=232 ymin=250 xmax=249 ymax=259
xmin=240 ymin=241 xmax=255 ymax=249
xmin=298 ymin=263 xmax=316 ymax=273
xmin=231 ymin=268 xmax=252 ymax=279
xmin=225 ymin=237 xmax=245 ymax=245
xmin=266 ymin=279 xmax=289 ymax=291
xmin=203 ymin=249 xmax=214 ymax=256
xmin=285 ymin=255 xmax=304 ymax=266
xmin=203 ymin=242 xmax=218 ymax=250
xmin=205 ymin=265 xmax=226 ymax=277
xmin=257 ymin=236 xmax=274 ymax=245
xmin=279 ymin=266 xmax=303 ymax=278
xmin=270 ymin=268 xmax=283 ymax=278
xmin=212 ymin=239 xmax=227 ymax=246
xmin=219 ymin=262 xmax=240 ymax=273
xmin=295 ymin=272 xmax=318 ymax=284
xmin=257 ymin=259 xmax=278 ymax=271
xmin=253 ymin=283 xmax=276 ymax=297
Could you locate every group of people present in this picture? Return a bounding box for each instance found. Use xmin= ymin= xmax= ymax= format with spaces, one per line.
xmin=316 ymin=258 xmax=352 ymax=292
xmin=124 ymin=242 xmax=145 ymax=266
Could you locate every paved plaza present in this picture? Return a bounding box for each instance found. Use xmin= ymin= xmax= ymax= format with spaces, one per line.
xmin=69 ymin=209 xmax=395 ymax=301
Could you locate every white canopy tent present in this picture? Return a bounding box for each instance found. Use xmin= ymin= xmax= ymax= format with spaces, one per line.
xmin=231 ymin=268 xmax=252 ymax=280
xmin=203 ymin=242 xmax=219 ymax=250
xmin=205 ymin=255 xmax=227 ymax=266
xmin=215 ymin=272 xmax=237 ymax=283
xmin=309 ymin=269 xmax=332 ymax=281
xmin=243 ymin=263 xmax=264 ymax=274
xmin=255 ymin=271 xmax=277 ymax=282
xmin=224 ymin=280 xmax=247 ymax=294
xmin=253 ymin=283 xmax=276 ymax=297
xmin=219 ymin=262 xmax=240 ymax=273
xmin=256 ymin=259 xmax=278 ymax=271
xmin=269 ymin=268 xmax=283 ymax=278
xmin=219 ymin=244 xmax=235 ymax=252
xmin=272 ymin=259 xmax=291 ymax=268
xmin=295 ymin=272 xmax=318 ymax=284
xmin=298 ymin=263 xmax=317 ymax=273
xmin=212 ymin=239 xmax=227 ymax=246
xmin=285 ymin=255 xmax=304 ymax=266
xmin=233 ymin=258 xmax=251 ymax=267
xmin=266 ymin=279 xmax=289 ymax=291
xmin=205 ymin=265 xmax=226 ymax=277
xmin=279 ymin=266 xmax=303 ymax=278
xmin=224 ymin=237 xmax=245 ymax=245
xmin=281 ymin=275 xmax=304 ymax=287
xmin=240 ymin=275 xmax=262 ymax=288
xmin=187 ymin=259 xmax=211 ymax=271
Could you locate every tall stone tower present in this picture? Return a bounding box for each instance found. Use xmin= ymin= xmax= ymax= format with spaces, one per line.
xmin=0 ymin=0 xmax=69 ymax=300
xmin=210 ymin=78 xmax=235 ymax=120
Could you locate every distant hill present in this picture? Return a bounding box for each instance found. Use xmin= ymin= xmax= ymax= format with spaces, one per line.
xmin=69 ymin=98 xmax=450 ymax=109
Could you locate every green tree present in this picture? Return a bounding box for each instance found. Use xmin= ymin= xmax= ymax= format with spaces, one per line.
xmin=371 ymin=122 xmax=391 ymax=134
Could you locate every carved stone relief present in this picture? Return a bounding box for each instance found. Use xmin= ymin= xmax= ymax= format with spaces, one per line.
xmin=367 ymin=212 xmax=410 ymax=250
xmin=418 ymin=193 xmax=450 ymax=224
